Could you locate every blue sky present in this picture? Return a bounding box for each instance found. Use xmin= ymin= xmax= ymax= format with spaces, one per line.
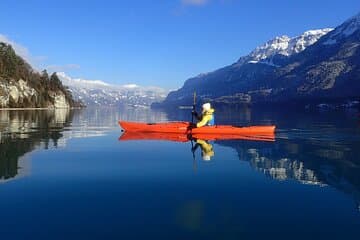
xmin=0 ymin=0 xmax=359 ymax=89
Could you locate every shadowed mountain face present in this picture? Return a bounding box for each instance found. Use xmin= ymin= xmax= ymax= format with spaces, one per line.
xmin=0 ymin=109 xmax=73 ymax=181
xmin=156 ymin=13 xmax=360 ymax=108
xmin=267 ymin=13 xmax=360 ymax=102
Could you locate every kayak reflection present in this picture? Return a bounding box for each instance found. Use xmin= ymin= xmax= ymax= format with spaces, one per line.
xmin=119 ymin=131 xmax=275 ymax=165
xmin=118 ymin=131 xmax=275 ymax=142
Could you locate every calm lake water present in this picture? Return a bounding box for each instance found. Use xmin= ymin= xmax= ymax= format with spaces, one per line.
xmin=0 ymin=107 xmax=359 ymax=239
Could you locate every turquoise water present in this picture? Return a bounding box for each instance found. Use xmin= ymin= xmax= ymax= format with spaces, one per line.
xmin=0 ymin=107 xmax=359 ymax=239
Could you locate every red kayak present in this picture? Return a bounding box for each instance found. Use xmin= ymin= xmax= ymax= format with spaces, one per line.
xmin=119 ymin=121 xmax=276 ymax=141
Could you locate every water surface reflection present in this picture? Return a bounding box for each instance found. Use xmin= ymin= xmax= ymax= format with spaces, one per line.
xmin=0 ymin=109 xmax=73 ymax=181
xmin=0 ymin=106 xmax=359 ymax=238
xmin=0 ymin=107 xmax=168 ymax=182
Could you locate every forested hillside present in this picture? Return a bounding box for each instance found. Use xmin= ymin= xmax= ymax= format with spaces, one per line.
xmin=0 ymin=42 xmax=78 ymax=108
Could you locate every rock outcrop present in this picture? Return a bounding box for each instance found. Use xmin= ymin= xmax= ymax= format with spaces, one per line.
xmin=0 ymin=79 xmax=71 ymax=108
xmin=0 ymin=42 xmax=77 ymax=108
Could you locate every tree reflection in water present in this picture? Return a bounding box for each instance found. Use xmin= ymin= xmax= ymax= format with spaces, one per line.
xmin=0 ymin=109 xmax=73 ymax=181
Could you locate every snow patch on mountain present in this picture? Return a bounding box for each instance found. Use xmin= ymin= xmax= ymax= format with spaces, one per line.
xmin=236 ymin=28 xmax=333 ymax=66
xmin=57 ymin=72 xmax=168 ymax=107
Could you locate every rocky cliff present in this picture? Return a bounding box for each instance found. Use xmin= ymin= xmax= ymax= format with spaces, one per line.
xmin=0 ymin=42 xmax=77 ymax=108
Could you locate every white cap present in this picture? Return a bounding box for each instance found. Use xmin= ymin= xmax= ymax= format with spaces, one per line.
xmin=202 ymin=103 xmax=211 ymax=111
xmin=202 ymin=155 xmax=211 ymax=161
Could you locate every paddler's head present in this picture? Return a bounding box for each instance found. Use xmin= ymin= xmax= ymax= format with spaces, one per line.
xmin=202 ymin=103 xmax=211 ymax=113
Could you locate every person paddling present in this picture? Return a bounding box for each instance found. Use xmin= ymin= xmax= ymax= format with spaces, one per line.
xmin=192 ymin=102 xmax=215 ymax=128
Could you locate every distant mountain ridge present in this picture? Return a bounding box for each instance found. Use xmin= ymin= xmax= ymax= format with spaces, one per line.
xmin=237 ymin=28 xmax=333 ymax=66
xmin=57 ymin=72 xmax=168 ymax=107
xmin=155 ymin=12 xmax=360 ymax=108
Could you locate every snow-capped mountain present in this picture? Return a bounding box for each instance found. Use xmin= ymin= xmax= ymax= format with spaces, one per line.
xmin=159 ymin=28 xmax=335 ymax=106
xmin=237 ymin=28 xmax=333 ymax=66
xmin=57 ymin=72 xmax=168 ymax=107
xmin=157 ymin=11 xmax=360 ymax=108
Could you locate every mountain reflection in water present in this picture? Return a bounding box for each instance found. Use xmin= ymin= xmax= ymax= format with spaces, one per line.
xmin=0 ymin=106 xmax=359 ymax=213
xmin=165 ymin=106 xmax=360 ymax=210
xmin=0 ymin=107 xmax=168 ymax=182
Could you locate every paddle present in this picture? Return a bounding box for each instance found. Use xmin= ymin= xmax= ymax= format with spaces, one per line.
xmin=191 ymin=91 xmax=196 ymax=124
xmin=190 ymin=91 xmax=197 ymax=172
